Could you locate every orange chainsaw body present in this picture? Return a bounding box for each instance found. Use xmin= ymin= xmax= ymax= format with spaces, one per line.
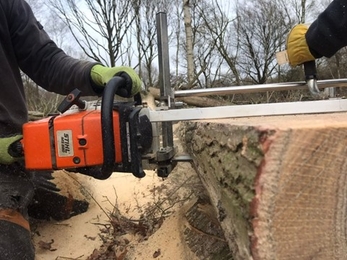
xmin=22 ymin=110 xmax=122 ymax=170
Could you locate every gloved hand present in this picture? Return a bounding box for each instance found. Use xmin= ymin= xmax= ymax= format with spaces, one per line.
xmin=287 ymin=24 xmax=316 ymax=67
xmin=0 ymin=135 xmax=23 ymax=165
xmin=90 ymin=64 xmax=142 ymax=97
xmin=29 ymin=171 xmax=60 ymax=193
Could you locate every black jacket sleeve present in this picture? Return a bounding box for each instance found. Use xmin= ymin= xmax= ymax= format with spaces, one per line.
xmin=306 ymin=0 xmax=347 ymax=58
xmin=7 ymin=0 xmax=100 ymax=96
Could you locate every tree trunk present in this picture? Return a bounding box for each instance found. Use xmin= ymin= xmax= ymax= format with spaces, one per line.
xmin=178 ymin=113 xmax=347 ymax=259
xmin=183 ymin=0 xmax=195 ymax=88
xmin=183 ymin=194 xmax=233 ymax=259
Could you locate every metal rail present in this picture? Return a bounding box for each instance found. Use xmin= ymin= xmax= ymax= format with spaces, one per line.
xmin=174 ymin=79 xmax=347 ymax=97
xmin=149 ymin=99 xmax=347 ymax=122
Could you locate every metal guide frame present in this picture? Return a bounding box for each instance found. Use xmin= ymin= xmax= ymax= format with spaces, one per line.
xmin=155 ymin=12 xmax=176 ymax=177
xmin=156 ymin=12 xmax=174 ymax=148
xmin=149 ymin=99 xmax=347 ymax=122
xmin=173 ymin=79 xmax=347 ymax=97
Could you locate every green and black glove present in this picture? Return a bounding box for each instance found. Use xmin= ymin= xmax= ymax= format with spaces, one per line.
xmin=0 ymin=135 xmax=23 ymax=165
xmin=90 ymin=64 xmax=142 ymax=98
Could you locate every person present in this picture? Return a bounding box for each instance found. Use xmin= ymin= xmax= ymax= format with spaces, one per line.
xmin=0 ymin=0 xmax=142 ymax=259
xmin=287 ymin=0 xmax=347 ymax=67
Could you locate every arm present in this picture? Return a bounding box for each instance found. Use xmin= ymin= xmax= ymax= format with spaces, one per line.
xmin=306 ymin=0 xmax=347 ymax=58
xmin=287 ymin=0 xmax=347 ymax=66
xmin=8 ymin=0 xmax=99 ymax=96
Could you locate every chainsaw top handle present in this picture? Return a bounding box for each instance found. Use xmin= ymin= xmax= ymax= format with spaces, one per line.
xmin=97 ymin=76 xmax=126 ymax=180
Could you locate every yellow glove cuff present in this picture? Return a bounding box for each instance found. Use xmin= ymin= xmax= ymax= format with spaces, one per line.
xmin=287 ymin=24 xmax=315 ymax=67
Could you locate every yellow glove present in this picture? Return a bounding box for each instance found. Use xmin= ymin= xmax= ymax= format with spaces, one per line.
xmin=0 ymin=135 xmax=23 ymax=165
xmin=91 ymin=64 xmax=142 ymax=97
xmin=287 ymin=24 xmax=315 ymax=67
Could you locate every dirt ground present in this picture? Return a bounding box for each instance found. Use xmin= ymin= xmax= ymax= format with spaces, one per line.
xmin=32 ymin=161 xmax=199 ymax=260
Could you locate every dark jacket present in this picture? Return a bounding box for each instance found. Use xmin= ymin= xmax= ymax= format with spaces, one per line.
xmin=306 ymin=0 xmax=347 ymax=58
xmin=0 ymin=0 xmax=99 ymax=136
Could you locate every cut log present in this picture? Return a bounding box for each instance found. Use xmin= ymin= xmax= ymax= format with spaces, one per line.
xmin=178 ymin=113 xmax=347 ymax=260
xmin=147 ymin=87 xmax=231 ymax=107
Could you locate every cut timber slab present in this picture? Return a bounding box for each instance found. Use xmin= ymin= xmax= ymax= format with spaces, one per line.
xmin=178 ymin=112 xmax=347 ymax=260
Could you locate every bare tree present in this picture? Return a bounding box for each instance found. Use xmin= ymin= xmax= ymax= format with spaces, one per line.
xmin=176 ymin=0 xmax=227 ymax=89
xmin=183 ymin=0 xmax=195 ymax=88
xmin=48 ymin=0 xmax=136 ymax=66
xmin=172 ymin=0 xmax=183 ymax=81
xmin=22 ymin=0 xmax=70 ymax=114
xmin=132 ymin=0 xmax=173 ymax=89
xmin=283 ymin=0 xmax=315 ymax=23
xmin=197 ymin=0 xmax=241 ymax=86
xmin=235 ymin=0 xmax=294 ymax=84
xmin=23 ymin=73 xmax=64 ymax=116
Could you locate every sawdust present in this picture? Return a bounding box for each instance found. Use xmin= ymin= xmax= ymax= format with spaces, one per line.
xmin=32 ymin=163 xmax=199 ymax=260
xmin=50 ymin=170 xmax=88 ymax=201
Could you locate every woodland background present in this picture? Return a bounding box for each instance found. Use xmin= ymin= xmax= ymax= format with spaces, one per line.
xmin=24 ymin=0 xmax=344 ymax=115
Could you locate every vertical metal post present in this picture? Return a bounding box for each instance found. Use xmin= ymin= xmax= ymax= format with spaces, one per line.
xmin=156 ymin=12 xmax=174 ymax=148
xmin=324 ymin=87 xmax=336 ymax=98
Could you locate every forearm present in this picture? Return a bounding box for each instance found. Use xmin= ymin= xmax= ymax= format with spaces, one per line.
xmin=306 ymin=0 xmax=347 ymax=58
xmin=23 ymin=49 xmax=100 ymax=96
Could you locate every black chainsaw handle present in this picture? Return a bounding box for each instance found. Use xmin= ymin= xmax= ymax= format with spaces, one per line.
xmin=91 ymin=76 xmax=142 ymax=180
xmin=98 ymin=76 xmax=126 ymax=180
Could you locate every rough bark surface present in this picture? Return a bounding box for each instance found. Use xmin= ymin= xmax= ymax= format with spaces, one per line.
xmin=183 ymin=193 xmax=233 ymax=259
xmin=178 ymin=113 xmax=347 ymax=260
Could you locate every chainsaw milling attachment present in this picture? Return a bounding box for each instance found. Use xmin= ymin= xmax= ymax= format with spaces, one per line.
xmin=17 ymin=12 xmax=347 ymax=180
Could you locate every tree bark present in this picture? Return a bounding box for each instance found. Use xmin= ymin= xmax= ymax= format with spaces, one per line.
xmin=178 ymin=113 xmax=347 ymax=259
xmin=183 ymin=0 xmax=195 ymax=88
xmin=183 ymin=194 xmax=233 ymax=259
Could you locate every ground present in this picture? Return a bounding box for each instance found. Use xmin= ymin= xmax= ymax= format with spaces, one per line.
xmin=32 ymin=162 xmax=199 ymax=260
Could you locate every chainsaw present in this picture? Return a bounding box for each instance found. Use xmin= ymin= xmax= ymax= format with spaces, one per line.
xmin=19 ymin=77 xmax=154 ymax=180
xmin=14 ymin=13 xmax=347 ymax=180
